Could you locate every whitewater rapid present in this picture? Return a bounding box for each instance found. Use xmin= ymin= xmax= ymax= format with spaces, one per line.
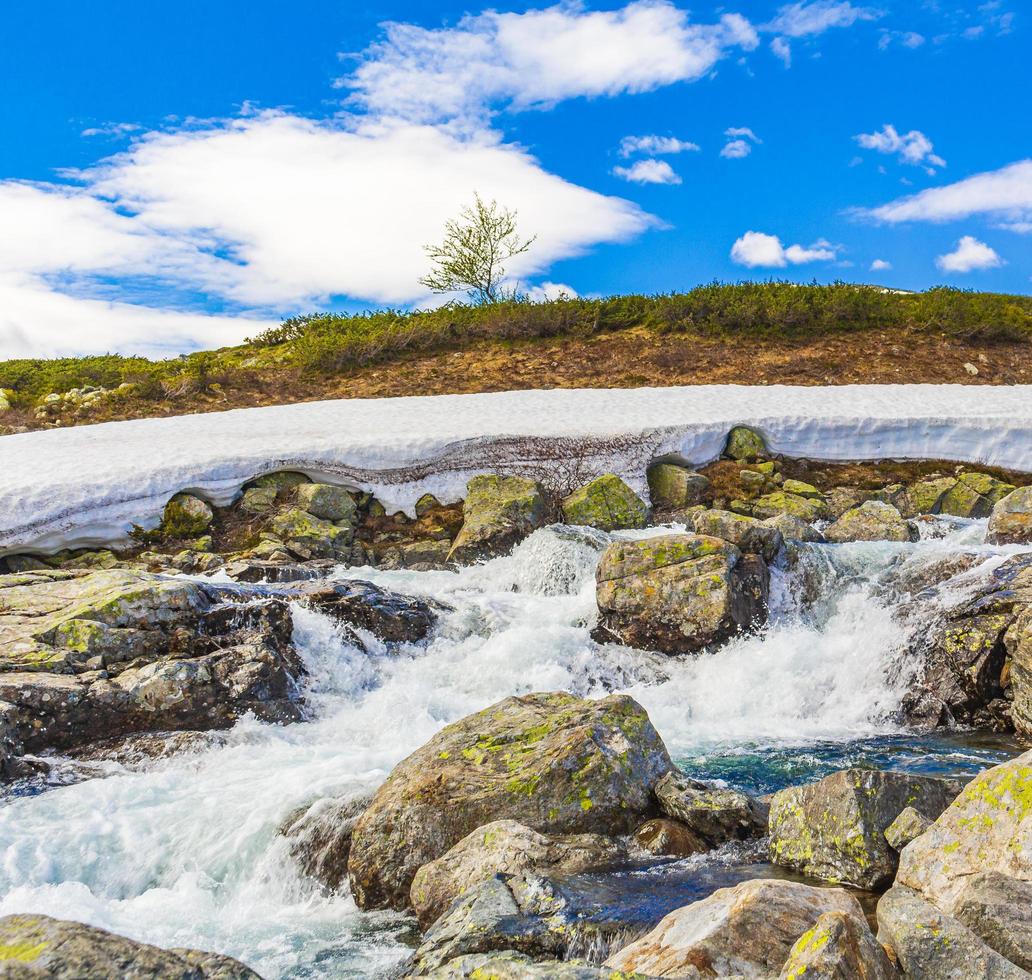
xmin=0 ymin=519 xmax=1024 ymax=976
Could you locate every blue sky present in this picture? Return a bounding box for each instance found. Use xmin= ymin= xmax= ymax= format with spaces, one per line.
xmin=1 ymin=0 xmax=1029 ymax=357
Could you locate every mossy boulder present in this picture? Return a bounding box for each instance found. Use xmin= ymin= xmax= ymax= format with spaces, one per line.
xmin=646 ymin=463 xmax=711 ymax=510
xmin=160 ymin=493 xmax=213 ymax=538
xmin=239 ymin=485 xmax=278 ymax=515
xmin=903 ymin=476 xmax=958 ymax=516
xmin=249 ymin=470 xmax=310 ymax=492
xmin=988 ymin=486 xmax=1032 ymax=545
xmin=824 ymin=500 xmax=917 ymax=543
xmin=778 ymin=909 xmax=896 ymax=980
xmin=0 ymin=913 xmax=259 ymax=978
xmin=1006 ymin=608 xmax=1032 ymax=739
xmin=264 ymin=507 xmax=354 ymax=561
xmin=346 ymin=691 xmax=672 ymax=911
xmin=295 ymin=483 xmax=358 ymax=524
xmin=690 ymin=508 xmax=784 ymax=561
xmin=415 ymin=493 xmax=443 ymax=518
xmin=763 ymin=513 xmax=825 ymax=543
xmin=561 ymin=474 xmax=647 ymax=531
xmin=655 ymin=770 xmax=768 ymax=846
xmin=749 ymin=491 xmax=828 ymax=523
xmin=448 ymin=475 xmax=550 ymax=564
xmin=781 ymin=478 xmax=821 ymax=499
xmin=769 ymin=768 xmax=962 ymax=889
xmin=594 ymin=534 xmax=769 ymax=654
xmin=724 ymin=425 xmax=767 ymax=461
xmin=884 ymin=805 xmax=933 ymax=851
xmin=939 ymin=472 xmax=1016 ymax=519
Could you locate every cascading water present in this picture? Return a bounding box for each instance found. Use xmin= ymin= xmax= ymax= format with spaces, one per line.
xmin=0 ymin=518 xmax=1025 ymax=977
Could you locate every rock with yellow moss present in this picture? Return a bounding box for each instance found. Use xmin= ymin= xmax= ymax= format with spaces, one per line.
xmin=448 ymin=475 xmax=550 ymax=563
xmin=778 ymin=909 xmax=896 ymax=980
xmin=562 ymin=474 xmax=647 ymax=531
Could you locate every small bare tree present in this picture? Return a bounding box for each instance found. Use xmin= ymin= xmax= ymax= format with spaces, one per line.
xmin=420 ymin=194 xmax=535 ymax=304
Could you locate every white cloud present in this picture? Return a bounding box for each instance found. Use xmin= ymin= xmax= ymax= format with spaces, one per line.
xmin=81 ymin=122 xmax=142 ymax=139
xmin=730 ymin=231 xmax=837 ymax=267
xmin=524 ymin=281 xmax=578 ymax=302
xmin=618 ymin=134 xmax=700 ymax=157
xmin=862 ymin=159 xmax=1032 ymax=231
xmin=766 ymin=1 xmax=881 ymax=38
xmin=721 ymin=127 xmax=761 ymax=159
xmin=870 ymin=258 xmax=892 ymax=271
xmin=935 ymin=235 xmax=1004 ymax=273
xmin=771 ymin=36 xmax=793 ymax=65
xmin=855 ymin=124 xmax=946 ymax=173
xmin=346 ymin=2 xmax=759 ymax=126
xmin=878 ymin=29 xmax=925 ymax=50
xmin=613 ymin=159 xmax=682 ymax=184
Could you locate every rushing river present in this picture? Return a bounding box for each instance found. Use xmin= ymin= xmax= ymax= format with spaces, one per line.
xmin=0 ymin=518 xmax=1025 ymax=977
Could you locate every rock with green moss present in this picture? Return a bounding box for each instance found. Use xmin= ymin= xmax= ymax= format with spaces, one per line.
xmin=781 ymin=478 xmax=821 ymax=499
xmin=690 ymin=508 xmax=784 ymax=561
xmin=561 ymin=474 xmax=647 ymax=531
xmin=749 ymin=491 xmax=829 ymax=523
xmin=160 ymin=493 xmax=214 ymax=538
xmin=594 ymin=534 xmax=769 ymax=654
xmin=605 ymin=879 xmax=865 ymax=978
xmin=448 ymin=475 xmax=550 ymax=564
xmin=415 ymin=493 xmax=443 ymax=518
xmin=824 ymin=500 xmax=917 ymax=544
xmin=0 ymin=913 xmax=259 ymax=978
xmin=763 ymin=513 xmax=825 ymax=543
xmin=896 ymin=748 xmax=1032 ymax=912
xmin=346 ymin=691 xmax=672 ymax=911
xmin=646 ymin=463 xmax=711 ymax=510
xmin=769 ymin=768 xmax=962 ymax=889
xmin=1007 ymin=608 xmax=1032 ymax=739
xmin=724 ymin=426 xmax=767 ymax=461
xmin=295 ymin=483 xmax=357 ymax=523
xmin=425 ymin=950 xmax=640 ymax=979
xmin=939 ymin=472 xmax=1016 ymax=519
xmin=250 ymin=470 xmax=310 ymax=492
xmin=655 ymin=770 xmax=768 ymax=846
xmin=901 ymin=476 xmax=958 ymax=516
xmin=410 ymin=819 xmax=626 ymax=930
xmin=240 ymin=485 xmax=278 ymax=515
xmin=884 ymin=805 xmax=933 ymax=851
xmin=988 ymin=486 xmax=1032 ymax=545
xmin=777 ymin=909 xmax=896 ymax=980
xmin=265 ymin=507 xmax=354 ymax=561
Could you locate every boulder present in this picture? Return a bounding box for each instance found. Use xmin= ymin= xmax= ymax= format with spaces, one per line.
xmin=724 ymin=426 xmax=767 ymax=461
xmin=782 ymin=479 xmax=822 ymax=499
xmin=415 ymin=493 xmax=442 ymax=518
xmin=239 ymin=485 xmax=278 ymax=515
xmin=294 ymin=579 xmax=440 ymax=644
xmin=604 ymin=878 xmax=865 ymax=978
xmin=410 ymin=819 xmax=627 ymax=930
xmin=1007 ymin=609 xmax=1032 ymax=739
xmin=632 ymin=818 xmax=708 ymax=858
xmin=877 ymin=886 xmax=1027 ymax=979
xmin=448 ymin=476 xmax=550 ymax=564
xmin=949 ymin=871 xmax=1032 ymax=972
xmin=594 ymin=534 xmax=768 ymax=654
xmin=989 ymin=487 xmax=1032 ymax=545
xmin=768 ymin=769 xmax=961 ymax=889
xmin=763 ymin=513 xmax=825 ymax=543
xmin=160 ymin=492 xmax=214 ymax=538
xmin=824 ymin=501 xmax=916 ymax=544
xmin=280 ymin=790 xmax=373 ymax=892
xmin=423 ymin=951 xmax=636 ymax=979
xmin=902 ymin=476 xmax=958 ymax=517
xmin=263 ymin=508 xmax=354 ymax=561
xmin=346 ymin=692 xmax=672 ymax=911
xmin=939 ymin=472 xmax=1017 ymax=519
xmin=884 ymin=805 xmax=932 ymax=851
xmin=654 ymin=770 xmax=768 ymax=845
xmin=749 ymin=491 xmax=828 ymax=523
xmin=777 ymin=909 xmax=896 ymax=980
xmin=896 ymin=749 xmax=1032 ymax=911
xmin=646 ymin=463 xmax=711 ymax=510
xmin=0 ymin=913 xmax=259 ymax=978
xmin=294 ymin=483 xmax=358 ymax=523
xmin=561 ymin=475 xmax=647 ymax=531
xmin=690 ymin=509 xmax=784 ymax=561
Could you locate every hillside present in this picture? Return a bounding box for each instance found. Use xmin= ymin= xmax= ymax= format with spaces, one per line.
xmin=2 ymin=282 xmax=1030 ymax=433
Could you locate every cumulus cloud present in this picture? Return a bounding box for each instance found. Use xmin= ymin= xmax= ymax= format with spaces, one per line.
xmin=771 ymin=36 xmax=792 ymax=65
xmin=613 ymin=159 xmax=682 ymax=184
xmin=721 ymin=127 xmax=762 ymax=159
xmin=935 ymin=235 xmax=1004 ymax=273
xmin=855 ymin=124 xmax=945 ymax=173
xmin=869 ymin=258 xmax=892 ymax=271
xmin=861 ymin=159 xmax=1032 ymax=231
xmin=878 ymin=29 xmax=925 ymax=50
xmin=618 ymin=134 xmax=700 ymax=157
xmin=730 ymin=231 xmax=837 ymax=267
xmin=766 ymin=1 xmax=882 ymax=38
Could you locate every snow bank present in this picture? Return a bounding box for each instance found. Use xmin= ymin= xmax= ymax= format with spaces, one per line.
xmin=2 ymin=384 xmax=1030 ymax=555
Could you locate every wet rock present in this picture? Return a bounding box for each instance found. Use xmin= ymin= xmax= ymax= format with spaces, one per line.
xmin=646 ymin=463 xmax=711 ymax=510
xmin=877 ymin=886 xmax=1027 ymax=979
xmin=749 ymin=491 xmax=829 ymax=523
xmin=294 ymin=579 xmax=439 ymax=644
xmin=777 ymin=909 xmax=896 ymax=980
xmin=294 ymin=483 xmax=358 ymax=523
xmin=160 ymin=492 xmax=214 ymax=538
xmin=690 ymin=509 xmax=783 ymax=561
xmin=410 ymin=819 xmax=627 ymax=930
xmin=768 ymin=768 xmax=961 ymax=889
xmin=422 ymin=950 xmax=636 ymax=979
xmin=561 ymin=475 xmax=647 ymax=532
xmin=346 ymin=691 xmax=672 ymax=911
xmin=594 ymin=534 xmax=768 ymax=655
xmin=896 ymin=749 xmax=1032 ymax=912
xmin=1007 ymin=608 xmax=1032 ymax=739
xmin=724 ymin=426 xmax=767 ymax=461
xmin=654 ymin=771 xmax=768 ymax=846
xmin=0 ymin=912 xmax=259 ymax=978
xmin=632 ymin=818 xmax=708 ymax=859
xmin=763 ymin=513 xmax=825 ymax=543
xmin=448 ymin=475 xmax=550 ymax=564
xmin=884 ymin=805 xmax=932 ymax=851
xmin=222 ymin=559 xmax=334 ymax=584
xmin=989 ymin=487 xmax=1032 ymax=545
xmin=263 ymin=508 xmax=354 ymax=561
xmin=280 ymin=790 xmax=374 ymax=892
xmin=605 ymin=878 xmax=865 ymax=978
xmin=824 ymin=501 xmax=917 ymax=544
xmin=939 ymin=472 xmax=1017 ymax=519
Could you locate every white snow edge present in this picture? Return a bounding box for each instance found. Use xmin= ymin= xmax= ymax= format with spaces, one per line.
xmin=2 ymin=384 xmax=1030 ymax=555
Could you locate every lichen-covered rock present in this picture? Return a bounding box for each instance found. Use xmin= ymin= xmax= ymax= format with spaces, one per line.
xmin=250 ymin=471 xmax=310 ymax=492
xmin=896 ymin=749 xmax=1032 ymax=911
xmin=415 ymin=493 xmax=443 ymax=518
xmin=877 ymin=886 xmax=1027 ymax=979
xmin=264 ymin=507 xmax=354 ymax=561
xmin=725 ymin=426 xmax=767 ymax=461
xmin=294 ymin=483 xmax=358 ymax=523
xmin=763 ymin=513 xmax=825 ymax=543
xmin=0 ymin=913 xmax=259 ymax=978
xmin=410 ymin=819 xmax=627 ymax=929
xmin=768 ymin=769 xmax=961 ymax=889
xmin=749 ymin=491 xmax=828 ymax=523
xmin=824 ymin=501 xmax=916 ymax=544
xmin=1007 ymin=609 xmax=1032 ymax=739
xmin=423 ymin=951 xmax=639 ymax=979
xmin=632 ymin=818 xmax=708 ymax=858
xmin=903 ymin=476 xmax=958 ymax=517
xmin=781 ymin=479 xmax=822 ymax=499
xmin=594 ymin=534 xmax=768 ymax=654
xmin=280 ymin=790 xmax=373 ymax=892
xmin=655 ymin=770 xmax=768 ymax=845
xmin=448 ymin=475 xmax=550 ymax=563
xmin=939 ymin=472 xmax=1017 ymax=519
xmin=160 ymin=492 xmax=214 ymax=538
xmin=884 ymin=805 xmax=932 ymax=851
xmin=562 ymin=475 xmax=647 ymax=531
xmin=951 ymin=871 xmax=1032 ymax=971
xmin=691 ymin=509 xmax=784 ymax=561
xmin=239 ymin=485 xmax=278 ymax=515
xmin=777 ymin=909 xmax=896 ymax=980
xmin=347 ymin=692 xmax=672 ymax=911
xmin=646 ymin=463 xmax=711 ymax=510
xmin=989 ymin=487 xmax=1032 ymax=545
xmin=604 ymin=878 xmax=865 ymax=978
